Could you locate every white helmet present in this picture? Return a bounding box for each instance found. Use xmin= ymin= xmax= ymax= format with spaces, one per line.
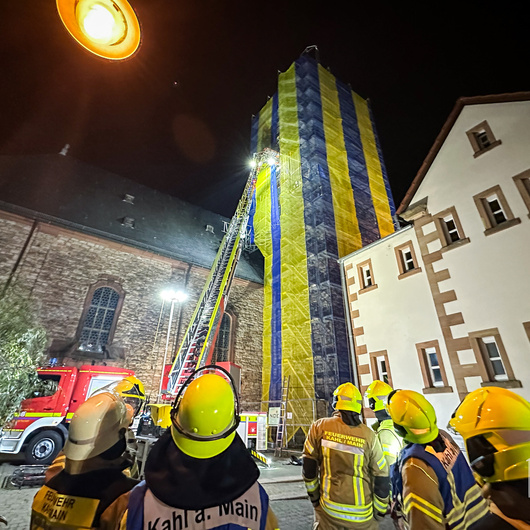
xmin=64 ymin=392 xmax=131 ymax=461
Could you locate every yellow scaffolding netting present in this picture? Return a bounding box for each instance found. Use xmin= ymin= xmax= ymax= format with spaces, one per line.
xmin=278 ymin=64 xmax=315 ymax=440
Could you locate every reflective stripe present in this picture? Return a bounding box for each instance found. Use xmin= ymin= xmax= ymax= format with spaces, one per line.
xmin=322 ymin=439 xmax=364 ymax=455
xmin=15 ymin=412 xmax=62 ymax=419
xmin=321 ymin=497 xmax=373 ymax=523
xmin=352 ymin=453 xmax=364 ymax=506
xmin=322 ymin=445 xmax=331 ymax=498
xmin=373 ymin=495 xmax=387 ymax=513
xmin=403 ymin=492 xmax=443 ymax=523
xmin=376 ymin=455 xmax=386 ymax=470
xmin=304 ymin=439 xmax=315 ymax=455
xmin=446 ymin=474 xmax=488 ymax=530
xmin=305 ymin=478 xmax=319 ymax=493
xmin=322 ymin=497 xmax=372 ymax=514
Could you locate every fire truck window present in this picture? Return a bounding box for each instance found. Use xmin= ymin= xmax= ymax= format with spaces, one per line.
xmin=32 ymin=374 xmax=61 ymax=398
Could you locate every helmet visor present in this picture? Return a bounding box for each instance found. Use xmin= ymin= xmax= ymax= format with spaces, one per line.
xmin=467 ymin=434 xmax=497 ymax=478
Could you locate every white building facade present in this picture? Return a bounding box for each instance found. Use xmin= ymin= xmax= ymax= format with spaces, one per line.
xmin=340 ymin=93 xmax=530 ymax=429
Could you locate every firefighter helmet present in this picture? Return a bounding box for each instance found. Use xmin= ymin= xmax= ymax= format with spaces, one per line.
xmin=93 ymin=375 xmax=146 ymax=418
xmin=365 ymin=380 xmax=393 ymax=412
xmin=387 ymin=389 xmax=439 ymax=444
xmin=449 ymin=387 xmax=530 ymax=482
xmin=64 ymin=392 xmax=130 ymax=461
xmin=333 ymin=382 xmax=363 ymax=414
xmin=113 ymin=376 xmax=146 ymax=417
xmin=171 ymin=365 xmax=240 ymax=459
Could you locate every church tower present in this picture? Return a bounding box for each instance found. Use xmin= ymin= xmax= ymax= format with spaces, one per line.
xmin=250 ymin=53 xmax=396 ymax=440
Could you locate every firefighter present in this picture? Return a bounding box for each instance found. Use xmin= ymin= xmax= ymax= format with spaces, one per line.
xmin=31 ymin=391 xmax=138 ymax=529
xmin=110 ymin=376 xmax=146 ymax=479
xmin=303 ymin=382 xmax=390 ymax=529
xmin=449 ymin=387 xmax=530 ymax=529
xmin=45 ymin=376 xmax=146 ymax=482
xmin=387 ymin=389 xmax=488 ymax=529
xmin=123 ymin=365 xmax=279 ymax=530
xmin=364 ymin=380 xmax=403 ymax=468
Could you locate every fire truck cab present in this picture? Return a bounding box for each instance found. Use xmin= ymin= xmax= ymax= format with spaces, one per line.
xmin=0 ymin=364 xmax=135 ymax=464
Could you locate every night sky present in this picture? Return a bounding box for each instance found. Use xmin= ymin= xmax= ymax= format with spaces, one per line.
xmin=0 ymin=1 xmax=527 ymax=217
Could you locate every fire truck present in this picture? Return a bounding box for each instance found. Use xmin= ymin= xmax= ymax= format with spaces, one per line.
xmin=0 ymin=364 xmax=135 ymax=464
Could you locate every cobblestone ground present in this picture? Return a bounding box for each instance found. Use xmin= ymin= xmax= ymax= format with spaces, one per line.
xmin=0 ymin=459 xmax=394 ymax=530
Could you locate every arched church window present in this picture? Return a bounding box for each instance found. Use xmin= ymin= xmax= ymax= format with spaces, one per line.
xmin=213 ymin=312 xmax=234 ymax=363
xmin=78 ymin=284 xmax=123 ymax=354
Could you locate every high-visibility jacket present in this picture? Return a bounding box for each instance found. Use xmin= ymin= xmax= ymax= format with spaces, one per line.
xmin=391 ymin=432 xmax=489 ymax=529
xmin=123 ymin=480 xmax=279 ymax=530
xmin=373 ymin=419 xmax=403 ymax=468
xmin=31 ymin=468 xmax=137 ymax=530
xmin=303 ymin=412 xmax=389 ymax=528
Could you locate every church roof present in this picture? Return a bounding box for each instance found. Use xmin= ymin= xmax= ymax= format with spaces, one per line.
xmin=0 ymin=154 xmax=263 ymax=284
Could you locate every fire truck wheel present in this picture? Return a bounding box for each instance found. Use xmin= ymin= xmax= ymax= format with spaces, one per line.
xmin=25 ymin=431 xmax=63 ymax=465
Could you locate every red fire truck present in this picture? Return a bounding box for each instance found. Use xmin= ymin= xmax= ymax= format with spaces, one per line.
xmin=0 ymin=364 xmax=135 ymax=464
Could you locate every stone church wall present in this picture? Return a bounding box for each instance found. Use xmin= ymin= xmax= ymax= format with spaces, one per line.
xmin=0 ymin=211 xmax=263 ymax=406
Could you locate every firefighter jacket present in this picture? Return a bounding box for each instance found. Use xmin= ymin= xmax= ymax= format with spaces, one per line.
xmin=123 ymin=480 xmax=278 ymax=530
xmin=303 ymin=412 xmax=390 ymax=528
xmin=123 ymin=430 xmax=279 ymax=530
xmin=373 ymin=419 xmax=403 ymax=468
xmin=31 ymin=466 xmax=137 ymax=530
xmin=391 ymin=432 xmax=489 ymax=529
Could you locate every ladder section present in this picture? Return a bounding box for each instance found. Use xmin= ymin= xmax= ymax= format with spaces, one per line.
xmin=274 ymin=375 xmax=290 ymax=456
xmin=166 ymin=149 xmax=279 ymax=396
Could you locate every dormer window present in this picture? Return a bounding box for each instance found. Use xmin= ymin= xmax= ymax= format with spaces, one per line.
xmin=123 ymin=194 xmax=135 ymax=204
xmin=121 ymin=216 xmax=135 ymax=229
xmin=466 ymin=120 xmax=501 ymax=158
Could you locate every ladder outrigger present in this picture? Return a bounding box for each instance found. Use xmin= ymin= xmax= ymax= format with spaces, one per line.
xmin=165 ymin=148 xmax=279 ymax=397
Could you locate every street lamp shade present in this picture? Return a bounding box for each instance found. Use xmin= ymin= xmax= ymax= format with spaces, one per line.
xmin=56 ymin=0 xmax=141 ymax=60
xmin=161 ymin=289 xmax=188 ymax=303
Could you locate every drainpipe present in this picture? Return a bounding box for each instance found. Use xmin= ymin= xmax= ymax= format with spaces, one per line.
xmin=338 ymin=257 xmax=360 ymax=390
xmin=2 ymin=219 xmax=38 ymax=298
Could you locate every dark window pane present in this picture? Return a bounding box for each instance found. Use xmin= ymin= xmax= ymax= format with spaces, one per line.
xmin=432 ymin=367 xmax=443 ymax=383
xmin=491 ymin=359 xmax=506 ymax=376
xmin=485 ymin=342 xmax=499 ymax=360
xmin=428 ymin=352 xmax=439 ymax=367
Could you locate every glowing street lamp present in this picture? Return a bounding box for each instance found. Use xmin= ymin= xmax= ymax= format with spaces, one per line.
xmin=56 ymin=0 xmax=141 ymax=60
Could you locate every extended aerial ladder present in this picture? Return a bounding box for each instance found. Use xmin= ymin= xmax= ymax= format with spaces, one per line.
xmin=165 ymin=148 xmax=279 ymax=397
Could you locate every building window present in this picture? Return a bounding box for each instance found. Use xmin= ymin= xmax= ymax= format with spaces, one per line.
xmin=369 ymin=351 xmax=393 ymax=386
xmin=357 ymin=259 xmax=377 ymax=293
xmin=425 ymin=347 xmax=444 ymax=387
xmin=78 ymin=284 xmax=123 ymax=354
xmin=416 ymin=341 xmax=452 ymax=394
xmin=435 ymin=207 xmax=468 ymax=249
xmin=212 ymin=312 xmax=234 ymax=363
xmin=443 ymin=215 xmax=460 ymax=243
xmin=513 ymin=169 xmax=530 ymax=216
xmin=466 ymin=120 xmax=501 ymax=158
xmin=480 ymin=336 xmax=507 ymax=381
xmin=469 ymin=329 xmax=521 ymax=388
xmin=394 ymin=241 xmax=421 ymax=279
xmin=473 ymin=185 xmax=521 ymax=235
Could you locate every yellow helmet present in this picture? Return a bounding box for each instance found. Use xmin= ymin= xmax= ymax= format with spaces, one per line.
xmin=449 ymin=387 xmax=530 ymax=482
xmin=109 ymin=376 xmax=146 ymax=417
xmin=171 ymin=366 xmax=240 ymax=459
xmin=64 ymin=392 xmax=130 ymax=461
xmin=365 ymin=380 xmax=393 ymax=412
xmin=333 ymin=382 xmax=363 ymax=414
xmin=387 ymin=390 xmax=438 ymax=444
